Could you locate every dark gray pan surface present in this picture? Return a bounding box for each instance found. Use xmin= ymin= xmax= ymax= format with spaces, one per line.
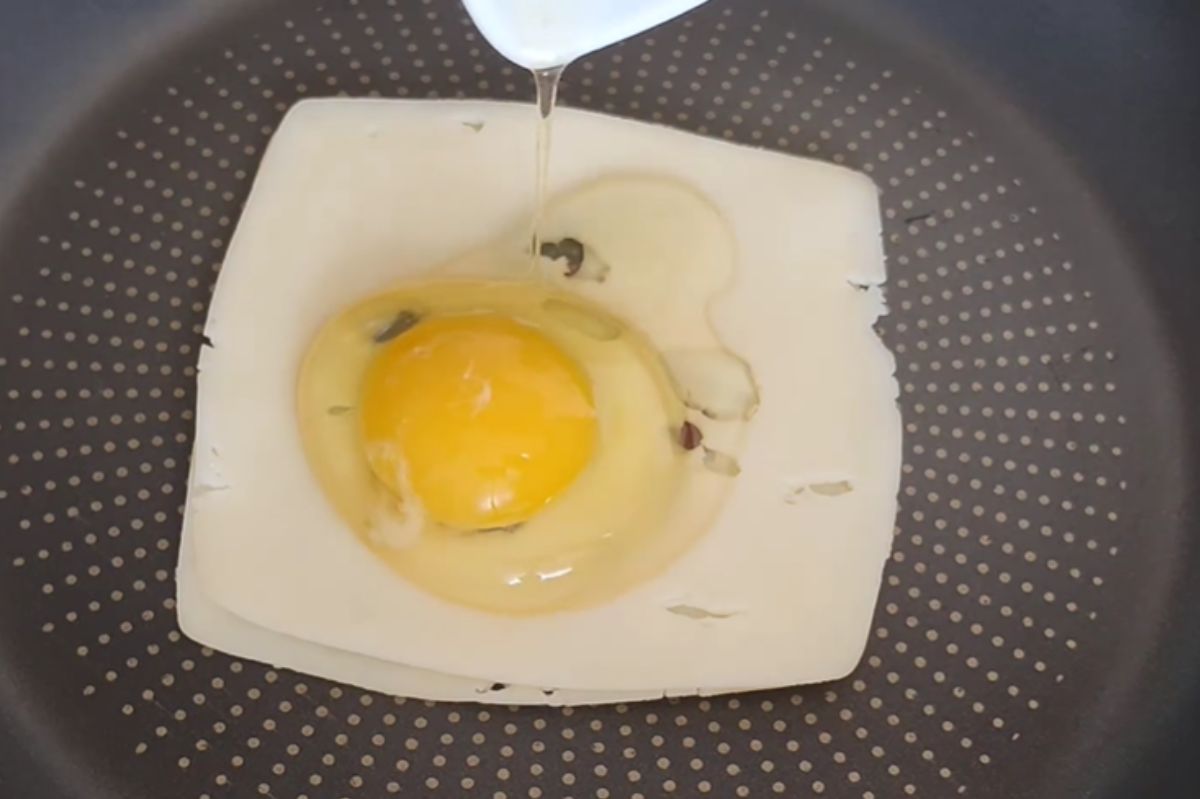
xmin=2 ymin=1 xmax=1198 ymax=797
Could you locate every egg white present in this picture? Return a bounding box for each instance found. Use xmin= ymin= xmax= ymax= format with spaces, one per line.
xmin=297 ymin=279 xmax=733 ymax=616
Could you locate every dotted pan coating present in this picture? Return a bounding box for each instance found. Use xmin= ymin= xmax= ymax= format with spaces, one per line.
xmin=0 ymin=0 xmax=1179 ymax=797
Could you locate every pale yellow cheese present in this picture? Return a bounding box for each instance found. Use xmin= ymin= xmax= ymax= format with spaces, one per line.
xmin=178 ymin=99 xmax=899 ymax=700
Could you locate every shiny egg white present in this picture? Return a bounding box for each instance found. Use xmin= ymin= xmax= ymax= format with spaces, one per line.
xmin=296 ymin=273 xmax=749 ymax=616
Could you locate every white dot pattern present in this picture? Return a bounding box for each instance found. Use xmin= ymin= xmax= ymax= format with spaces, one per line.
xmin=0 ymin=0 xmax=1158 ymax=797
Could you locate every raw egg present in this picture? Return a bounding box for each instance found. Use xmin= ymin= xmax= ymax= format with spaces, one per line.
xmin=296 ymin=276 xmax=745 ymax=615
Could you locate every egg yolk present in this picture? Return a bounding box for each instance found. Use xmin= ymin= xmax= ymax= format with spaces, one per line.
xmin=360 ymin=314 xmax=598 ymax=530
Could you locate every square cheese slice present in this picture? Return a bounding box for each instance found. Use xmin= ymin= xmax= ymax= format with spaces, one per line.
xmin=178 ymin=98 xmax=900 ymax=703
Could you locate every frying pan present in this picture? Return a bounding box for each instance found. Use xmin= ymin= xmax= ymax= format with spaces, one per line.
xmin=2 ymin=0 xmax=1198 ymax=797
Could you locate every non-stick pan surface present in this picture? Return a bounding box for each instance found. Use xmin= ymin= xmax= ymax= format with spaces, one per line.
xmin=2 ymin=1 xmax=1198 ymax=797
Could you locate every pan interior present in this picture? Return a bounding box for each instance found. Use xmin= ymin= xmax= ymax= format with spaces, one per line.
xmin=0 ymin=1 xmax=1183 ymax=797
